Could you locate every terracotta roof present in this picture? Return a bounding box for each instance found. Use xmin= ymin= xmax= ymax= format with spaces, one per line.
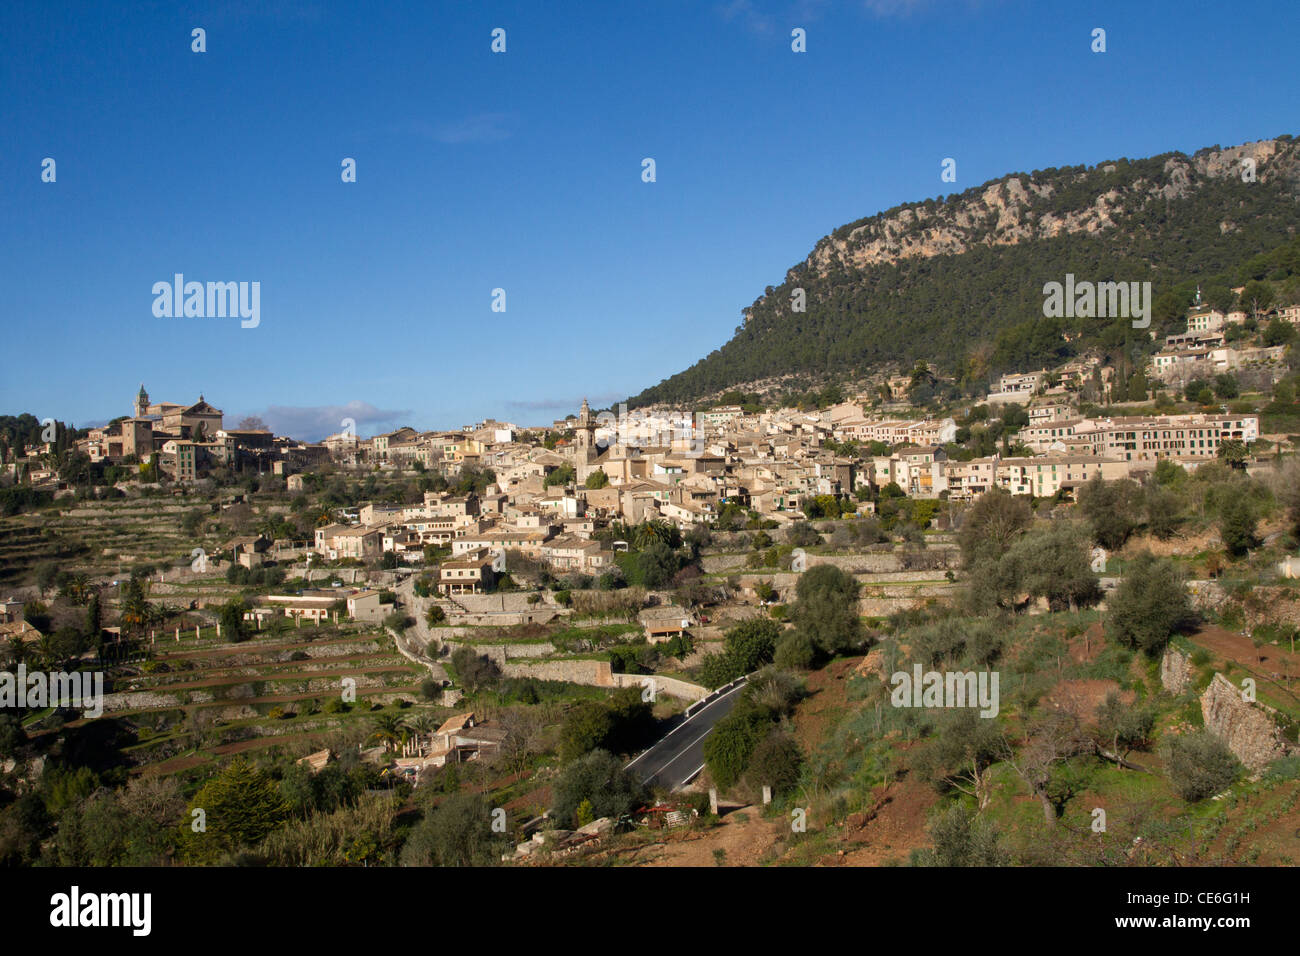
xmin=436 ymin=712 xmax=476 ymax=735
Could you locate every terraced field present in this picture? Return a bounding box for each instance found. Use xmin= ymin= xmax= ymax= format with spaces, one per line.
xmin=43 ymin=622 xmax=446 ymax=781
xmin=0 ymin=496 xmax=220 ymax=589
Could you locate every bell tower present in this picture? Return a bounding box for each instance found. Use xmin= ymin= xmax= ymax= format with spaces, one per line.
xmin=576 ymin=398 xmax=596 ymax=450
xmin=134 ymin=384 xmax=150 ymax=418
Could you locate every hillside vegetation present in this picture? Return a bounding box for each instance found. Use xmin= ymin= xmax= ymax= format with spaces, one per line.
xmin=630 ymin=137 xmax=1300 ymax=406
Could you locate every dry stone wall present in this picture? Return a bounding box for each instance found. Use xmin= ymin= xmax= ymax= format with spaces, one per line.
xmin=1200 ymin=673 xmax=1293 ymax=773
xmin=501 ymin=658 xmax=614 ymax=687
xmin=1160 ymin=647 xmax=1194 ymax=695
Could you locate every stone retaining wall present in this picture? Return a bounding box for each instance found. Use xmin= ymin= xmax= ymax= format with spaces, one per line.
xmin=610 ymin=672 xmax=708 ymax=702
xmin=1160 ymin=646 xmax=1195 ymax=695
xmin=1200 ymin=673 xmax=1293 ymax=773
xmin=500 ymin=658 xmax=614 ymax=687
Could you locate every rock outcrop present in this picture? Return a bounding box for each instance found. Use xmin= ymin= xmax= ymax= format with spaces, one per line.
xmin=791 ymin=139 xmax=1299 ymax=280
xmin=1160 ymin=646 xmax=1195 ymax=695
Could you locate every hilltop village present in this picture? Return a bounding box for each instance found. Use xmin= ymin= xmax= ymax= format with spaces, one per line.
xmin=2 ymin=290 xmax=1300 ymax=868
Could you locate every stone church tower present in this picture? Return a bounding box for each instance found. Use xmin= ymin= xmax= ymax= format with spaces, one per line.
xmin=573 ymin=398 xmax=605 ymax=485
xmin=575 ymin=397 xmax=597 ymax=450
xmin=134 ymin=384 xmax=150 ymax=418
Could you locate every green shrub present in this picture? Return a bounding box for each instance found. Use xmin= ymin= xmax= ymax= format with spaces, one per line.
xmin=744 ymin=730 xmax=803 ymax=797
xmin=911 ymin=805 xmax=1007 ymax=866
xmin=1264 ymin=755 xmax=1300 ymax=782
xmin=1162 ymin=731 xmax=1239 ymax=801
xmin=384 ymin=611 xmax=414 ymax=631
xmin=1107 ymin=553 xmax=1195 ymax=655
xmin=399 ymin=792 xmax=503 ymax=866
xmin=702 ymin=705 xmax=768 ymax=791
xmin=696 ymin=618 xmax=782 ymax=688
xmin=550 ymin=750 xmax=647 ymax=828
xmin=773 ymin=630 xmax=816 ymax=670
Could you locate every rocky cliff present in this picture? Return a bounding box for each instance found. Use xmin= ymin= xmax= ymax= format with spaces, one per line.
xmin=631 ymin=135 xmax=1300 ymax=408
xmin=789 ymin=140 xmax=1296 ymax=282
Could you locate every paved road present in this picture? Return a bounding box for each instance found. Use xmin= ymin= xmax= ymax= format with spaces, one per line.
xmin=626 ymin=680 xmax=749 ymax=791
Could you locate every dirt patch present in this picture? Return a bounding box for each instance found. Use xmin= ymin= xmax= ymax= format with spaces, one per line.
xmin=1236 ymin=788 xmax=1300 ymax=864
xmin=137 ymin=753 xmax=209 ymax=776
xmin=788 ymin=658 xmax=861 ymax=753
xmin=503 ymin=784 xmax=551 ymax=816
xmin=1122 ymin=529 xmax=1216 ymax=558
xmin=829 ymin=768 xmax=938 ymax=866
xmin=1042 ymin=678 xmax=1126 ymax=724
xmin=637 ymin=805 xmax=784 ymax=866
xmin=1067 ymin=623 xmax=1106 ymax=665
xmin=1188 ymin=625 xmax=1300 ymax=714
xmin=1191 ymin=625 xmax=1300 ymax=677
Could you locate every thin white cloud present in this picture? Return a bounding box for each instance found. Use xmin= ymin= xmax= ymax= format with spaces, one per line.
xmin=506 ymin=392 xmax=624 ymax=413
xmin=720 ymin=0 xmax=835 ymax=33
xmin=252 ymin=401 xmax=410 ymax=442
xmin=431 ymin=113 xmax=513 ymax=145
xmin=379 ymin=114 xmax=514 ymax=146
xmin=861 ymin=0 xmax=984 ymax=17
xmin=861 ymin=0 xmax=925 ymax=13
xmin=719 ymin=0 xmax=775 ymax=34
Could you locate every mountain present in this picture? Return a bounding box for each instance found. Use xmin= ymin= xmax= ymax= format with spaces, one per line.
xmin=628 ymin=136 xmax=1300 ymax=408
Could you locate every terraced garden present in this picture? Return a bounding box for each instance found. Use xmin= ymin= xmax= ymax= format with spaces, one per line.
xmin=0 ymin=496 xmax=221 ymax=589
xmin=41 ymin=621 xmax=446 ymax=782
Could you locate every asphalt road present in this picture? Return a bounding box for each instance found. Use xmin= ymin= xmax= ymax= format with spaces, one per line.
xmin=626 ymin=680 xmax=749 ymax=791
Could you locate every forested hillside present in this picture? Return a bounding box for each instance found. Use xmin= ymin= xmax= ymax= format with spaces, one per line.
xmin=629 ymin=137 xmax=1300 ymax=407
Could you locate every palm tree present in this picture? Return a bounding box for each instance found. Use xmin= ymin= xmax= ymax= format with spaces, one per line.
xmin=145 ymin=602 xmax=167 ymax=630
xmin=6 ymin=635 xmax=27 ymax=668
xmin=406 ymin=714 xmax=435 ymax=751
xmin=34 ymin=634 xmax=56 ymax=671
xmin=66 ymin=572 xmax=90 ymax=605
xmin=1218 ymin=439 xmax=1248 ymax=470
xmin=408 ymin=715 xmax=435 ymax=736
xmin=634 ymin=519 xmax=674 ymax=550
xmin=368 ymin=713 xmax=408 ymax=753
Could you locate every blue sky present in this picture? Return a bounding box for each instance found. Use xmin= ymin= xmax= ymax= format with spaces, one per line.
xmin=2 ymin=0 xmax=1296 ymax=440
